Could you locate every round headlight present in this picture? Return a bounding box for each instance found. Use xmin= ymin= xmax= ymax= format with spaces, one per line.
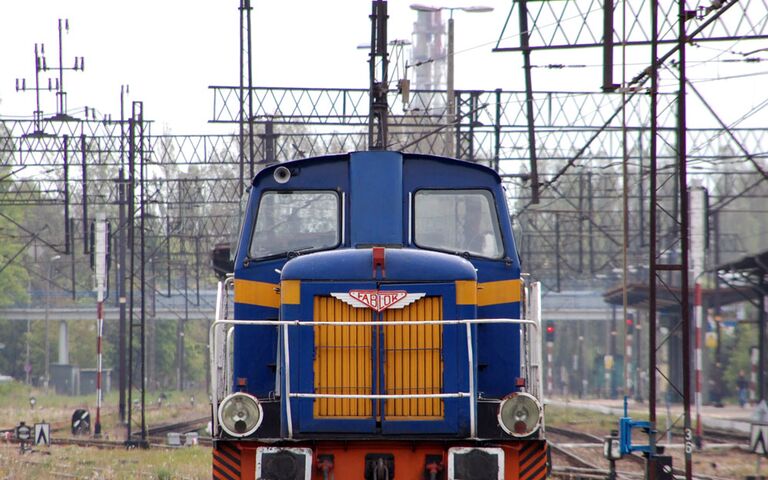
xmin=218 ymin=392 xmax=263 ymax=437
xmin=497 ymin=392 xmax=542 ymax=437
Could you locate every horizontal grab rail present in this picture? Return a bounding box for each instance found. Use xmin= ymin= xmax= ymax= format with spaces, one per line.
xmin=289 ymin=392 xmax=470 ymax=399
xmin=211 ymin=318 xmax=537 ymax=327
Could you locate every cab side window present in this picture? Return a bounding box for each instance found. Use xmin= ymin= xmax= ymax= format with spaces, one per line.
xmin=413 ymin=190 xmax=503 ymax=259
xmin=249 ymin=191 xmax=340 ymax=258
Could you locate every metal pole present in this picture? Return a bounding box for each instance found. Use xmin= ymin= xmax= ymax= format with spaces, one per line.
xmin=63 ymin=136 xmax=70 ymax=255
xmin=81 ymin=134 xmax=88 ymax=254
xmin=760 ymin=278 xmax=766 ymax=403
xmin=677 ymin=1 xmax=694 ymax=475
xmin=555 ymin=214 xmax=561 ymax=292
xmin=183 ymin=261 xmax=188 ymax=391
xmin=94 ymin=214 xmax=107 ymax=437
xmin=57 ymin=19 xmax=65 ymax=115
xmin=126 ymin=112 xmax=135 ymax=445
xmin=238 ymin=0 xmax=246 ymax=197
xmin=368 ymin=0 xmax=389 ymax=150
xmin=447 ymin=15 xmax=455 ymax=157
xmin=44 ymin=263 xmax=51 ymax=392
xmin=138 ymin=102 xmax=147 ymax=444
xmin=58 ymin=319 xmax=68 ymax=364
xmin=33 ymin=44 xmax=42 ymax=132
xmin=626 ymin=313 xmax=634 ymax=398
xmin=648 ymin=1 xmax=660 ymax=475
xmin=518 ymin=0 xmax=539 ymax=203
xmin=246 ymin=0 xmax=255 ymax=181
xmin=118 ymin=84 xmax=128 ymax=424
xmin=25 ymin=279 xmax=31 ymax=385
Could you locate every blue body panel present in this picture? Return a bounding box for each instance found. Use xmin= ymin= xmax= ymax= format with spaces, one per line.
xmin=350 ymin=151 xmax=403 ymax=246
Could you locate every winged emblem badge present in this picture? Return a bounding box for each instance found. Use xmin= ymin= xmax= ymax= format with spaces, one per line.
xmin=331 ymin=290 xmax=426 ymax=312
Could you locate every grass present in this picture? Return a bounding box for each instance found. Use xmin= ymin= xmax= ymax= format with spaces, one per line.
xmin=0 ymin=443 xmax=211 ymax=479
xmin=0 ymin=380 xmax=212 ymax=479
xmin=545 ymin=402 xmax=624 ymax=432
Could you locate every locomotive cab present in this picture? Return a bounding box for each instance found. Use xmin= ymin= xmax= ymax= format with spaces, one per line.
xmin=211 ymin=151 xmax=547 ymax=480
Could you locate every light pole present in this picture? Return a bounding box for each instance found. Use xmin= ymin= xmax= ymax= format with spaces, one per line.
xmin=410 ymin=4 xmax=494 ymax=158
xmin=25 ymin=279 xmax=32 ymax=385
xmin=44 ymin=254 xmax=61 ymax=391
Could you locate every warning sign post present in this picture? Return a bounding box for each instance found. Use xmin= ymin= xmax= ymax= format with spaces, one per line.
xmin=34 ymin=423 xmax=50 ymax=447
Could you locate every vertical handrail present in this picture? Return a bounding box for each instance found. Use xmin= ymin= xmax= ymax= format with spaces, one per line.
xmin=465 ymin=322 xmax=476 ymax=438
xmin=521 ymin=278 xmax=531 ymax=396
xmin=209 ymin=277 xmax=234 ymax=435
xmin=531 ymin=282 xmax=543 ymax=405
xmin=210 ymin=280 xmax=223 ymax=434
xmin=225 ymin=327 xmax=235 ymax=395
xmin=282 ymin=322 xmax=293 ymax=438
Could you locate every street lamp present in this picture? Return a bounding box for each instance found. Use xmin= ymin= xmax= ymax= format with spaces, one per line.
xmin=44 ymin=254 xmax=61 ymax=392
xmin=410 ymin=4 xmax=494 ymax=158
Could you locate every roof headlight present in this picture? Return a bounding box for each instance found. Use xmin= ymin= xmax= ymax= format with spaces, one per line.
xmin=218 ymin=392 xmax=263 ymax=437
xmin=498 ymin=392 xmax=542 ymax=438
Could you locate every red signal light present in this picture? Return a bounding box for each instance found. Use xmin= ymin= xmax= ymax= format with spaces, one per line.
xmin=545 ymin=323 xmax=555 ymax=342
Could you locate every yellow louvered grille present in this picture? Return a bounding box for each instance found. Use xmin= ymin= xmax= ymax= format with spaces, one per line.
xmin=312 ymin=295 xmax=444 ymax=420
xmin=313 ymin=296 xmax=373 ymax=418
xmin=382 ymin=297 xmax=444 ymax=419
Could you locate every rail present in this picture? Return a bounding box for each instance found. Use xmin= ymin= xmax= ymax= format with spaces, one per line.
xmin=209 ymin=280 xmax=543 ymax=439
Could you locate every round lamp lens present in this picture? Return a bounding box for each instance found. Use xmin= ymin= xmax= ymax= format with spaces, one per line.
xmin=218 ymin=393 xmax=263 ymax=437
xmin=498 ymin=392 xmax=542 ymax=437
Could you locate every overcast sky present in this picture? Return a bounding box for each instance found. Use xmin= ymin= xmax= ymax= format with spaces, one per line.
xmin=1 ymin=1 xmax=765 ymax=134
xmin=0 ymin=1 xmax=525 ymax=134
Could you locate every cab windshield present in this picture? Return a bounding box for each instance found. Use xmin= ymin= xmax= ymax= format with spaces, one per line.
xmin=249 ymin=191 xmax=340 ymax=258
xmin=413 ymin=189 xmax=503 ymax=259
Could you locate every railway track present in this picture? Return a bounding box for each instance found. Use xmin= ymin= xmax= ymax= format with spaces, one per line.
xmin=145 ymin=415 xmax=208 ymax=437
xmin=701 ymin=427 xmax=748 ymax=445
xmin=547 ymin=426 xmax=621 ymax=479
xmin=548 ymin=424 xmax=744 ymax=480
xmin=4 ymin=416 xmax=211 ymax=449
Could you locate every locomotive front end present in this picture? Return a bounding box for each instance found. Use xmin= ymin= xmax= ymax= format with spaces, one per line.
xmin=210 ymin=152 xmax=548 ymax=480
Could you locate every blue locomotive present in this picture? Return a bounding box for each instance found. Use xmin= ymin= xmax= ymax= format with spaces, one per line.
xmin=210 ymin=151 xmax=547 ymax=480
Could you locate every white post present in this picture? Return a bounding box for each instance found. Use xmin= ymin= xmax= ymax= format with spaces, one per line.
xmin=94 ymin=213 xmax=107 ymax=437
xmin=690 ymin=184 xmax=707 ymax=443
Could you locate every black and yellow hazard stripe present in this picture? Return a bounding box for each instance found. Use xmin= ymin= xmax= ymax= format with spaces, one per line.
xmin=212 ymin=442 xmax=241 ymax=480
xmin=519 ymin=440 xmax=548 ymax=480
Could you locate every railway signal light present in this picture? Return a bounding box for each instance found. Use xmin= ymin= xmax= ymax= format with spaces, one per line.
xmin=545 ymin=322 xmax=555 ymax=342
xmin=626 ymin=316 xmax=634 ymax=334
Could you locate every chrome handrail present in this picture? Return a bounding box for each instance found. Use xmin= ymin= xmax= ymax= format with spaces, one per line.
xmin=209 ymin=281 xmax=543 ymax=439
